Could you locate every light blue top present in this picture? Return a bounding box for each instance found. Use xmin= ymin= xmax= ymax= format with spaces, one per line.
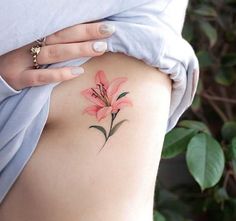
xmin=0 ymin=0 xmax=199 ymax=204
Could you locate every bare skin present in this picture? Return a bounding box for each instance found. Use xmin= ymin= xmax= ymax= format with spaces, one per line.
xmin=0 ymin=52 xmax=172 ymax=221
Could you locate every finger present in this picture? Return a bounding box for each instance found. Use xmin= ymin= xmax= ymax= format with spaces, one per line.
xmin=45 ymin=22 xmax=115 ymax=45
xmin=37 ymin=41 xmax=107 ymax=65
xmin=19 ymin=66 xmax=85 ymax=89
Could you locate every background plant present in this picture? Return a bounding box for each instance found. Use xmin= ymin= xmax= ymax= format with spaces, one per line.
xmin=154 ymin=0 xmax=236 ymax=220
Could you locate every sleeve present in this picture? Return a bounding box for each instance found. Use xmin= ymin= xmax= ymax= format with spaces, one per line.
xmin=103 ymin=0 xmax=200 ymax=131
xmin=0 ymin=0 xmax=199 ymax=131
xmin=0 ymin=75 xmax=21 ymax=103
xmin=0 ymin=0 xmax=154 ymax=55
xmin=0 ymin=0 xmax=152 ymax=103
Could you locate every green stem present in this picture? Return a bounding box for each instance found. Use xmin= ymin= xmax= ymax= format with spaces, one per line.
xmin=97 ymin=139 xmax=107 ymax=154
xmin=96 ymin=110 xmax=120 ymax=154
xmin=108 ymin=114 xmax=115 ymax=138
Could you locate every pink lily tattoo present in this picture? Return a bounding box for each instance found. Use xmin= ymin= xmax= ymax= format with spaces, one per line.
xmin=81 ymin=70 xmax=132 ymax=153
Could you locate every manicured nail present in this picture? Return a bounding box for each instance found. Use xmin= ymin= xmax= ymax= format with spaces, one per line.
xmin=99 ymin=24 xmax=116 ymax=35
xmin=92 ymin=41 xmax=107 ymax=53
xmin=71 ymin=67 xmax=85 ymax=75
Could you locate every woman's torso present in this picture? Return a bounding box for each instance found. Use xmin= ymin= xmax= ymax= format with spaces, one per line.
xmin=0 ymin=52 xmax=171 ymax=221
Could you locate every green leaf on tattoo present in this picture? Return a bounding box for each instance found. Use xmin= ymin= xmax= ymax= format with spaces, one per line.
xmin=109 ymin=119 xmax=128 ymax=137
xmin=89 ymin=125 xmax=107 ymax=139
xmin=116 ymin=92 xmax=129 ymax=100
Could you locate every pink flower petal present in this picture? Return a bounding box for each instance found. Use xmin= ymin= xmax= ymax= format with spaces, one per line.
xmin=107 ymin=77 xmax=128 ymax=99
xmin=82 ymin=105 xmax=101 ymax=116
xmin=112 ymin=97 xmax=133 ymax=112
xmin=95 ymin=70 xmax=109 ymax=89
xmin=81 ymin=88 xmax=105 ymax=107
xmin=96 ymin=106 xmax=113 ymax=121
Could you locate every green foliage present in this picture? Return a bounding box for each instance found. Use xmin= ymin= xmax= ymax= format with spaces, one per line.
xmin=222 ymin=53 xmax=236 ymax=67
xmin=214 ymin=187 xmax=230 ymax=204
xmin=157 ymin=0 xmax=236 ymax=220
xmin=186 ymin=133 xmax=225 ymax=191
xmin=154 ymin=188 xmax=191 ymax=221
xmin=221 ymin=122 xmax=236 ymax=142
xmin=109 ymin=119 xmax=128 ymax=136
xmin=198 ymin=21 xmax=217 ymax=47
xmin=215 ymin=67 xmax=235 ymax=86
xmin=162 ymin=127 xmax=225 ymax=191
xmin=162 ymin=128 xmax=197 ymax=159
xmin=192 ymin=5 xmax=217 ymax=17
xmin=116 ymin=91 xmax=129 ymax=100
xmin=89 ymin=125 xmax=107 ymax=139
xmin=178 ymin=120 xmax=211 ymax=134
xmin=196 ymin=51 xmax=213 ymax=68
xmin=153 ymin=211 xmax=166 ymax=221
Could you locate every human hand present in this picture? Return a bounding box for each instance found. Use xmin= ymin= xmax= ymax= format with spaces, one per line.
xmin=0 ymin=22 xmax=115 ymax=90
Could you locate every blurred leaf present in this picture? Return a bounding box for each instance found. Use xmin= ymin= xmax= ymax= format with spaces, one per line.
xmin=191 ymin=95 xmax=202 ymax=111
xmin=226 ymin=30 xmax=236 ymax=43
xmin=153 ymin=211 xmax=166 ymax=221
xmin=178 ymin=120 xmax=211 ymax=134
xmin=162 ymin=128 xmax=197 ymax=159
xmin=196 ymin=50 xmax=213 ymax=68
xmin=157 ymin=188 xmax=178 ymax=205
xmin=186 ymin=133 xmax=225 ymax=191
xmin=221 ymin=121 xmax=236 ymax=142
xmin=215 ymin=67 xmax=235 ymax=86
xmin=158 ymin=189 xmax=190 ymax=213
xmin=229 ymin=137 xmax=236 ymax=175
xmin=221 ymin=53 xmax=236 ymax=67
xmin=227 ymin=137 xmax=236 ymax=161
xmin=225 ymin=0 xmax=236 ymax=6
xmin=183 ymin=22 xmax=194 ymax=42
xmin=227 ymin=199 xmax=236 ymax=219
xmin=214 ymin=187 xmax=230 ymax=203
xmin=231 ymin=159 xmax=236 ymax=175
xmin=161 ymin=210 xmax=186 ymax=221
xmin=196 ymin=79 xmax=203 ymax=94
xmin=231 ymin=137 xmax=236 ymax=159
xmin=199 ymin=21 xmax=218 ymax=47
xmin=193 ymin=5 xmax=217 ymax=17
xmin=202 ymin=197 xmax=214 ymax=212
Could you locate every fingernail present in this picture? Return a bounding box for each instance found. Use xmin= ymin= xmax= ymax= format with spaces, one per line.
xmin=92 ymin=41 xmax=107 ymax=53
xmin=71 ymin=67 xmax=85 ymax=75
xmin=99 ymin=24 xmax=116 ymax=35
